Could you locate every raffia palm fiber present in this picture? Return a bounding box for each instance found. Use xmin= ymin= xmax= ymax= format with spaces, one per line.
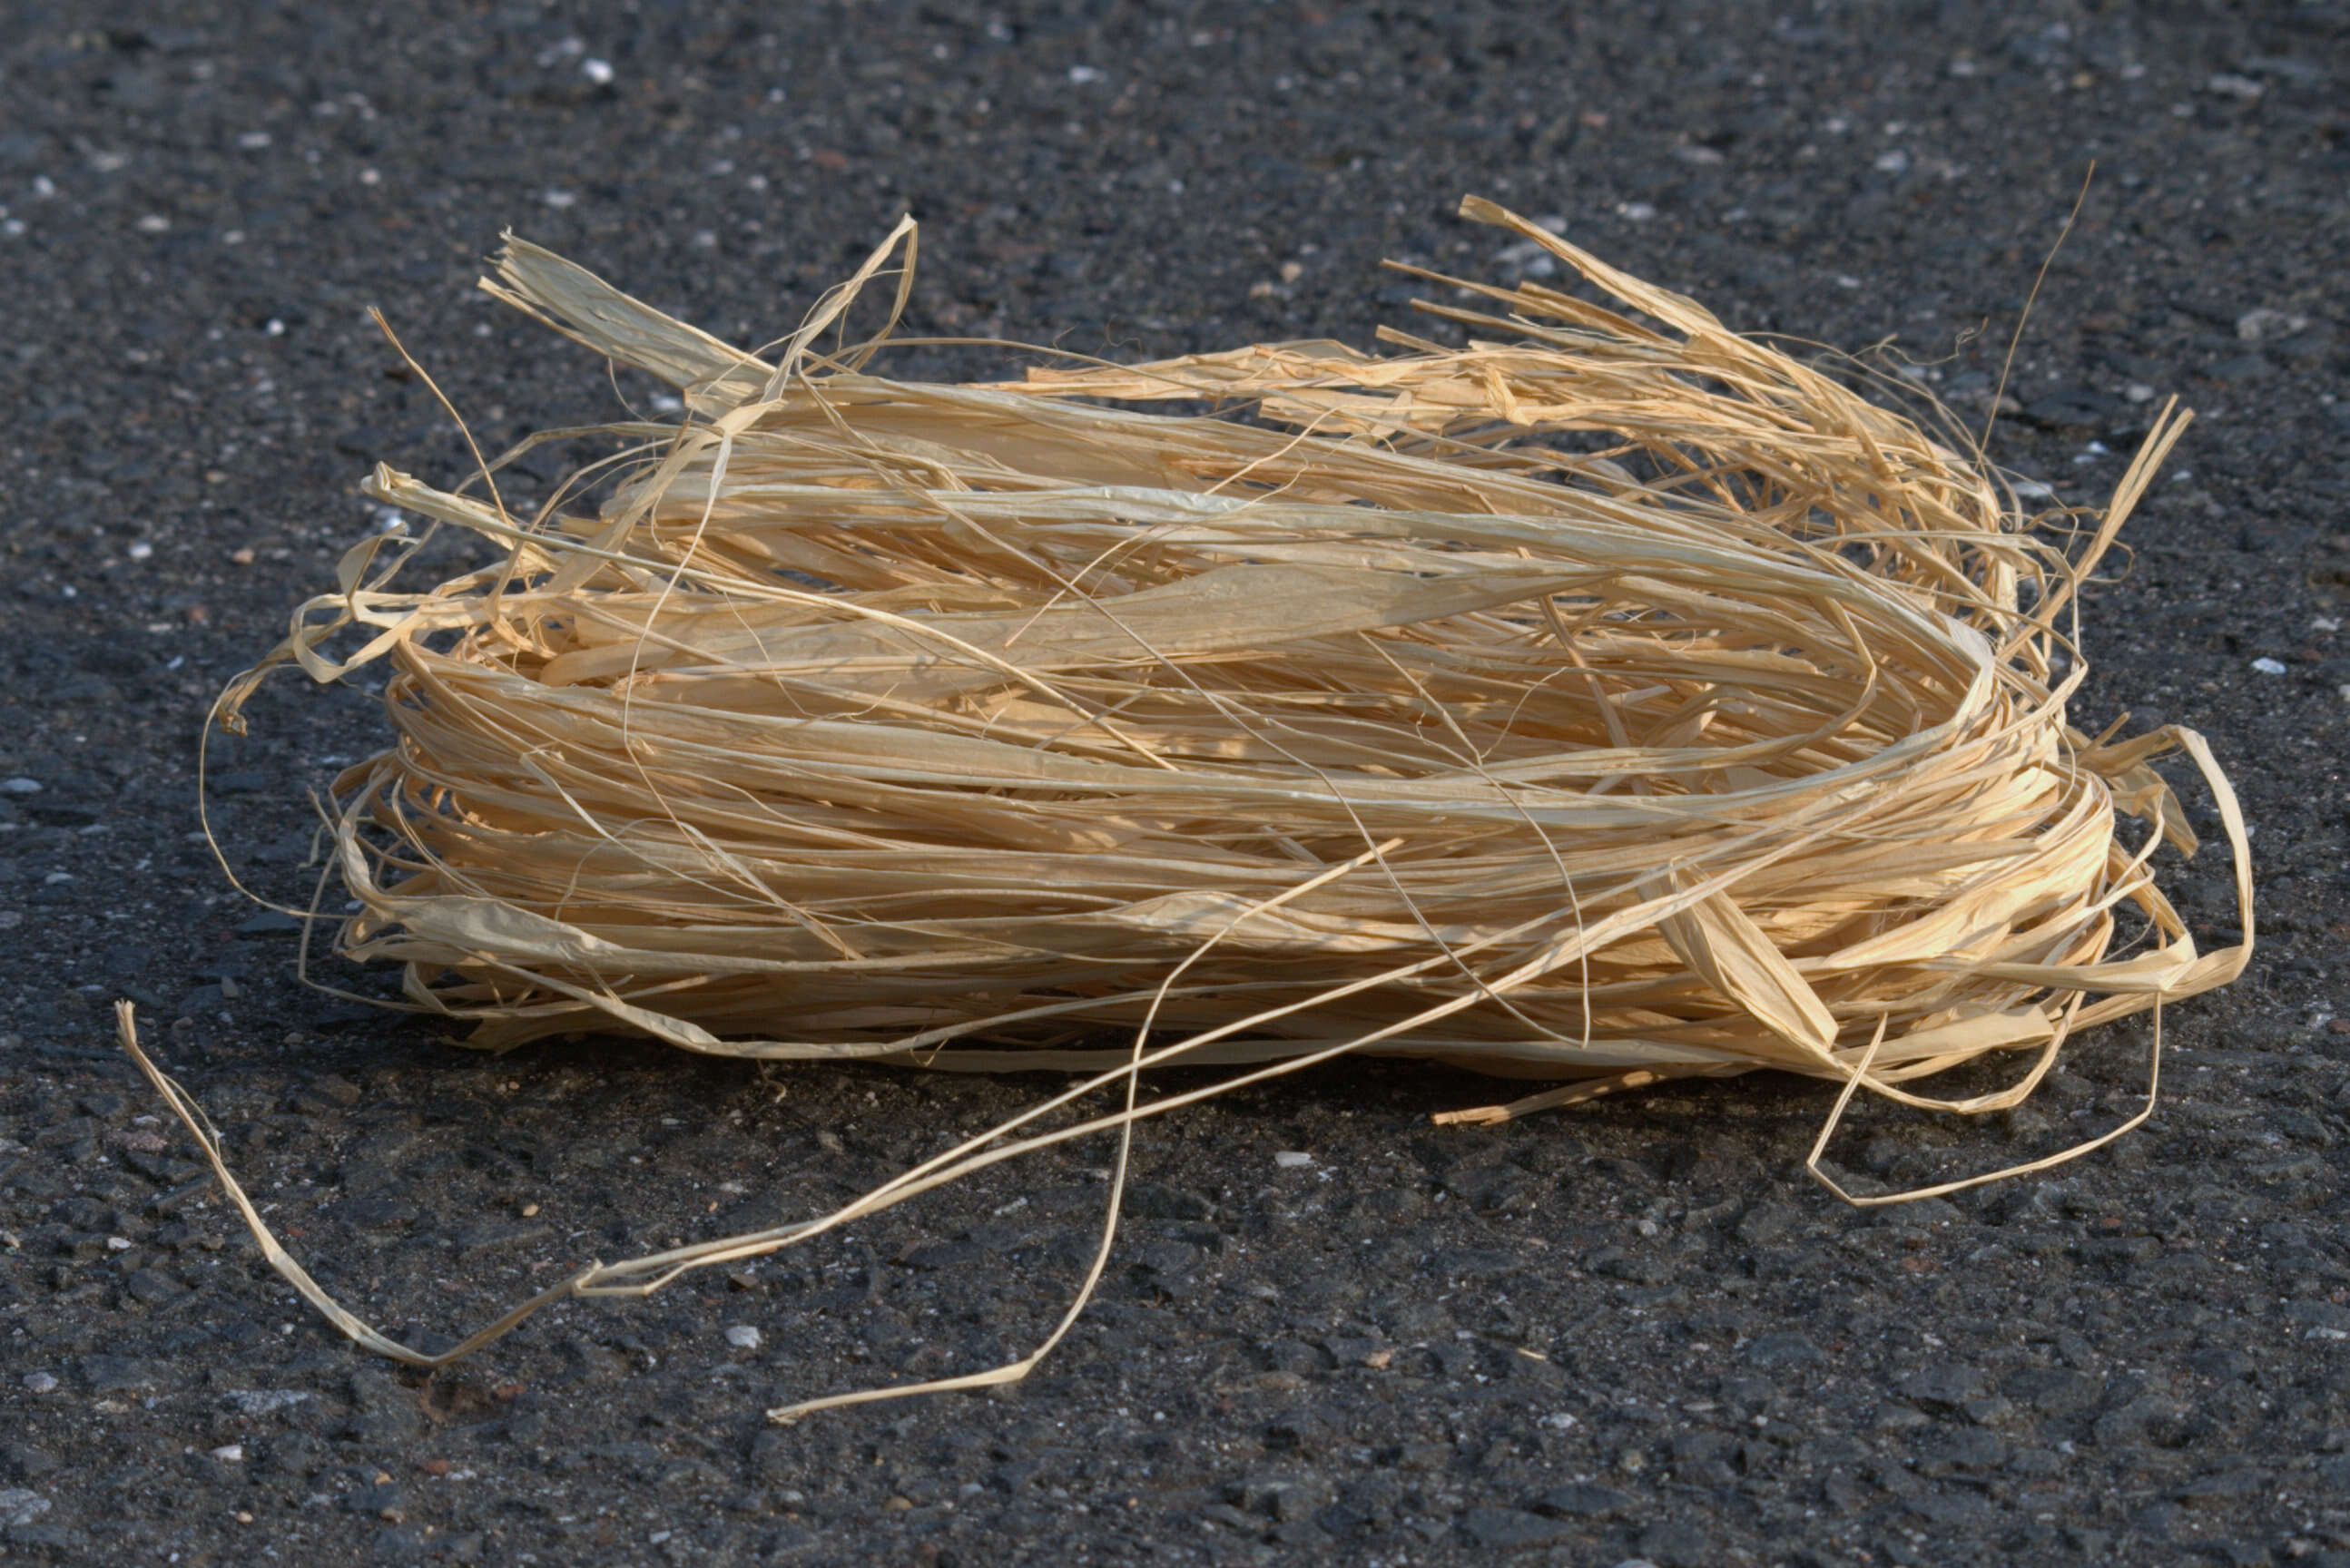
xmin=130 ymin=197 xmax=2251 ymax=1409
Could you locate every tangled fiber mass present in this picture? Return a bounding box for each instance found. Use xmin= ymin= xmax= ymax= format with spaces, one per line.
xmin=137 ymin=198 xmax=2251 ymax=1409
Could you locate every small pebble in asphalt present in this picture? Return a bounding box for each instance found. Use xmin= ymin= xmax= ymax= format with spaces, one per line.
xmin=725 ymin=1325 xmax=762 ymax=1350
xmin=210 ymin=1445 xmax=243 ymax=1463
xmin=222 ymin=1390 xmax=310 ymax=1416
xmin=2251 ymin=658 xmax=2288 ymax=674
xmin=1273 ymin=1151 xmax=1313 ymax=1169
xmin=22 ymin=1373 xmax=57 ymax=1394
xmin=1 ymin=778 xmax=40 ymax=794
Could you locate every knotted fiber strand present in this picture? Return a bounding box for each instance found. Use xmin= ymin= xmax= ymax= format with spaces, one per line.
xmin=136 ymin=197 xmax=2251 ymax=1407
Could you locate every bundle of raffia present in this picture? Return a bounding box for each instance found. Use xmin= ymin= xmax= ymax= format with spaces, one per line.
xmin=124 ymin=197 xmax=2249 ymax=1414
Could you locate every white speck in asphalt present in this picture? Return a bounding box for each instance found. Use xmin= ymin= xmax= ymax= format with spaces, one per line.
xmin=0 ymin=1492 xmax=51 ymax=1529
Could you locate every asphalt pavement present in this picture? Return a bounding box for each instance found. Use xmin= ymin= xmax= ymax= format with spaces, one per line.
xmin=2 ymin=3 xmax=2347 ymax=1564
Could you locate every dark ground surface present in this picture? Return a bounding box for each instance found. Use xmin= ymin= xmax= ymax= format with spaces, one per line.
xmin=2 ymin=2 xmax=2348 ymax=1564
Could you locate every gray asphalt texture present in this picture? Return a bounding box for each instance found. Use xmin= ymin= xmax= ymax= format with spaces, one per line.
xmin=3 ymin=3 xmax=2348 ymax=1564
